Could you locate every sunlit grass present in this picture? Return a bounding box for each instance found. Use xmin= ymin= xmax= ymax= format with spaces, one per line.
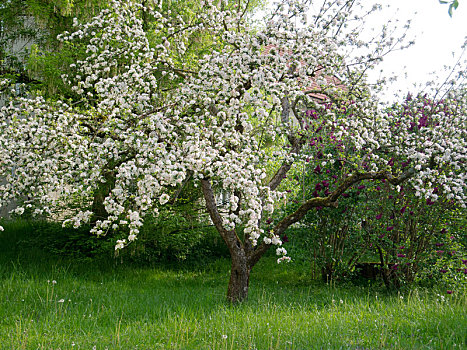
xmin=0 ymin=221 xmax=466 ymax=349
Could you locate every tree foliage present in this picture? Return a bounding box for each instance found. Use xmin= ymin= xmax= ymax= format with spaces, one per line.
xmin=439 ymin=0 xmax=460 ymax=17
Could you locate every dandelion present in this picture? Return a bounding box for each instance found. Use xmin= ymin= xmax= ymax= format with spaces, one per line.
xmin=58 ymin=299 xmax=65 ymax=303
xmin=221 ymin=335 xmax=228 ymax=340
xmin=52 ymin=280 xmax=57 ymax=284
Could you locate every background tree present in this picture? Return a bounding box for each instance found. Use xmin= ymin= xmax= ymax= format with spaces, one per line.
xmin=439 ymin=0 xmax=460 ymax=16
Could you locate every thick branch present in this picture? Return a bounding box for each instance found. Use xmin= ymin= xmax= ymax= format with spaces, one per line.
xmin=201 ymin=179 xmax=242 ymax=252
xmin=268 ymin=138 xmax=306 ymax=191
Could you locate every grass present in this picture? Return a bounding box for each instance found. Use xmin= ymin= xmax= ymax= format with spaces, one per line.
xmin=0 ymin=221 xmax=466 ymax=349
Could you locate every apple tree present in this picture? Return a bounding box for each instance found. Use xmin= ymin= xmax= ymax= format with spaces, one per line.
xmin=1 ymin=0 xmax=465 ymax=302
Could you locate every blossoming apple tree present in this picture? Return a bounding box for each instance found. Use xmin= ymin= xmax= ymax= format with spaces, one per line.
xmin=1 ymin=0 xmax=466 ymax=302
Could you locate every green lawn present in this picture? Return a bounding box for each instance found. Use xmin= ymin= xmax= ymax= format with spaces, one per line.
xmin=1 ymin=222 xmax=466 ymax=349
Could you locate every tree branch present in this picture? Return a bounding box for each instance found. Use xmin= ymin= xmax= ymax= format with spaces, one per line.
xmin=201 ymin=178 xmax=242 ymax=252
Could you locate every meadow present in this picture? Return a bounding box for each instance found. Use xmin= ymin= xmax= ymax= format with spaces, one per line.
xmin=1 ymin=221 xmax=466 ymax=349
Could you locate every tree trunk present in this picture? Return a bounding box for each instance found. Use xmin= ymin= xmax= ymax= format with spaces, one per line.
xmin=91 ymin=171 xmax=115 ymax=223
xmin=227 ymin=253 xmax=251 ymax=303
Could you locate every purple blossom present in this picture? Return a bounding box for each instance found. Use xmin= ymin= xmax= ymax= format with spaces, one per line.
xmin=314 ymin=165 xmax=321 ymax=174
xmin=397 ymin=254 xmax=406 ymax=258
xmin=400 ymin=206 xmax=407 ymax=214
xmin=446 ymin=290 xmax=453 ymax=295
xmin=401 ymin=160 xmax=410 ymax=168
xmin=387 ymin=226 xmax=394 ymax=231
xmin=418 ymin=116 xmax=428 ymax=129
xmin=357 ymin=185 xmax=365 ymax=190
xmin=439 ymin=269 xmax=447 ymax=274
xmin=375 ymin=213 xmax=382 ymax=220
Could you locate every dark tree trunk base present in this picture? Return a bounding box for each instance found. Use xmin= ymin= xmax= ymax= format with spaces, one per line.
xmin=227 ymin=258 xmax=250 ymax=303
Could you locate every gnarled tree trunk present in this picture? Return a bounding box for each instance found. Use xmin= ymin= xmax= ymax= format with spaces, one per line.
xmin=201 ymin=179 xmax=255 ymax=303
xmin=227 ymin=252 xmax=251 ymax=303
